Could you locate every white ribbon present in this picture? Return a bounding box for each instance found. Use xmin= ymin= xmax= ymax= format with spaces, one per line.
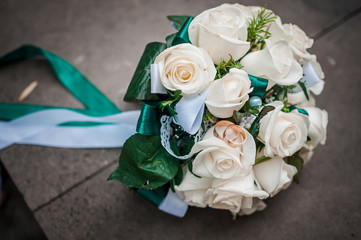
xmin=0 ymin=109 xmax=140 ymax=150
xmin=158 ymin=188 xmax=188 ymax=217
xmin=293 ymin=61 xmax=322 ymax=93
xmin=174 ymin=90 xmax=208 ymax=135
xmin=150 ymin=64 xmax=167 ymax=94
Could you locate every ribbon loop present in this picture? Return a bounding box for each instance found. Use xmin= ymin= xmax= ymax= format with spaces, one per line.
xmin=248 ymin=75 xmax=268 ymax=98
xmin=0 ymin=45 xmax=120 ymax=121
xmin=172 ymin=17 xmax=194 ymax=46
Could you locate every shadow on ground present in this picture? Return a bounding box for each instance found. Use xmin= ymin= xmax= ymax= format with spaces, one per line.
xmin=0 ymin=162 xmax=47 ymax=240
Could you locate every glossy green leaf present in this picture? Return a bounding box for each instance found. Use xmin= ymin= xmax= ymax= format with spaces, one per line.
xmin=166 ymin=33 xmax=177 ymax=48
xmin=254 ymin=156 xmax=272 ymax=165
xmin=287 ymin=154 xmax=304 ymax=183
xmin=167 ymin=15 xmax=192 ymax=31
xmin=298 ymin=80 xmax=310 ymax=101
xmin=108 ymin=134 xmax=179 ymax=190
xmin=174 ymin=165 xmax=184 ymax=186
xmin=249 ymin=105 xmax=275 ymax=139
xmin=124 ymin=42 xmax=167 ymax=102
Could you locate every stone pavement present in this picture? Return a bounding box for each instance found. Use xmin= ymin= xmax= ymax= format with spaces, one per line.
xmin=0 ymin=0 xmax=360 ymax=239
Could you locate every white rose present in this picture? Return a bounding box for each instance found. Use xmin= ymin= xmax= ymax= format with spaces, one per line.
xmin=302 ymin=107 xmax=328 ymax=150
xmin=154 ymin=43 xmax=216 ymax=96
xmin=191 ymin=125 xmax=256 ymax=179
xmin=234 ymin=4 xmax=268 ymax=21
xmin=238 ymin=198 xmax=267 ymax=216
xmin=268 ymin=17 xmax=314 ymax=62
xmin=259 ymin=101 xmax=310 ymax=157
xmin=205 ymin=68 xmax=251 ymax=118
xmin=175 ymin=168 xmax=212 ymax=208
xmin=241 ymin=40 xmax=303 ymax=86
xmin=288 ymin=91 xmax=316 ymax=107
xmin=299 ymin=147 xmax=314 ymax=165
xmin=207 ymin=174 xmax=268 ymax=214
xmin=288 ymin=57 xmax=325 ymax=106
xmin=253 ymin=156 xmax=297 ymax=197
xmin=188 ymin=4 xmax=250 ymax=65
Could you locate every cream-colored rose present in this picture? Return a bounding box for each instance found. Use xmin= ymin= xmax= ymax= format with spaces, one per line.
xmin=207 ymin=174 xmax=268 ymax=214
xmin=299 ymin=147 xmax=314 ymax=165
xmin=288 ymin=91 xmax=316 ymax=107
xmin=259 ymin=101 xmax=310 ymax=157
xmin=188 ymin=4 xmax=250 ymax=65
xmin=288 ymin=57 xmax=325 ymax=106
xmin=268 ymin=17 xmax=314 ymax=62
xmin=241 ymin=40 xmax=303 ymax=86
xmin=154 ymin=43 xmax=216 ymax=96
xmin=238 ymin=198 xmax=267 ymax=216
xmin=234 ymin=4 xmax=267 ymax=21
xmin=175 ymin=168 xmax=212 ymax=208
xmin=205 ymin=68 xmax=251 ymax=118
xmin=191 ymin=125 xmax=256 ymax=179
xmin=253 ymin=156 xmax=297 ymax=197
xmin=302 ymin=107 xmax=328 ymax=150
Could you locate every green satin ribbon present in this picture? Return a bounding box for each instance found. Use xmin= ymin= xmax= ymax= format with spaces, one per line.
xmin=248 ymin=75 xmax=269 ymax=98
xmin=288 ymin=106 xmax=309 ymax=116
xmin=172 ymin=17 xmax=193 ymax=46
xmin=0 ymin=45 xmax=121 ymax=121
xmin=136 ymin=101 xmax=161 ymax=135
xmin=0 ymin=45 xmax=166 ymax=207
xmin=137 ymin=185 xmax=169 ymax=206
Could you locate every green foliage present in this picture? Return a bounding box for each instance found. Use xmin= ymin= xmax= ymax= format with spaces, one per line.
xmin=215 ymin=56 xmax=243 ymax=79
xmin=188 ymin=159 xmax=201 ymax=178
xmin=159 ymin=90 xmax=182 ymax=115
xmin=124 ymin=42 xmax=167 ymax=102
xmin=263 ymin=84 xmax=296 ymax=105
xmin=249 ymin=105 xmax=275 ymax=139
xmin=203 ymin=108 xmax=216 ymax=123
xmin=167 ymin=15 xmax=192 ymax=31
xmin=247 ymin=8 xmax=277 ymax=50
xmin=285 ymin=151 xmax=304 ymax=183
xmin=165 ymin=33 xmax=177 ymax=48
xmin=108 ymin=134 xmax=179 ymax=190
xmin=298 ymin=80 xmax=310 ymax=101
xmin=254 ymin=156 xmax=272 ymax=165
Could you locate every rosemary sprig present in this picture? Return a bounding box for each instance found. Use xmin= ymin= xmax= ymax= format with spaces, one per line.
xmin=215 ymin=56 xmax=243 ymax=79
xmin=247 ymin=8 xmax=277 ymax=50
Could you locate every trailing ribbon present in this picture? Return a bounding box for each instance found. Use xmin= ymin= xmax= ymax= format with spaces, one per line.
xmin=0 ymin=109 xmax=140 ymax=149
xmin=138 ymin=187 xmax=188 ymax=217
xmin=0 ymin=45 xmax=120 ymax=121
xmin=248 ymin=75 xmax=268 ymax=98
xmin=172 ymin=17 xmax=193 ymax=46
xmin=0 ymin=45 xmax=188 ymax=218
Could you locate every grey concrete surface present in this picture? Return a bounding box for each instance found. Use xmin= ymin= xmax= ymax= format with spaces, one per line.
xmin=0 ymin=0 xmax=360 ymax=239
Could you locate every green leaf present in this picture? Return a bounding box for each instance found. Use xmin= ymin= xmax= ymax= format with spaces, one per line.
xmin=124 ymin=42 xmax=167 ymax=102
xmin=298 ymin=80 xmax=310 ymax=101
xmin=188 ymin=161 xmax=201 ymax=178
xmin=287 ymin=154 xmax=304 ymax=183
xmin=167 ymin=15 xmax=192 ymax=31
xmin=166 ymin=33 xmax=177 ymax=48
xmin=174 ymin=165 xmax=184 ymax=186
xmin=247 ymin=8 xmax=277 ymax=49
xmin=249 ymin=105 xmax=275 ymax=139
xmin=108 ymin=134 xmax=179 ymax=190
xmin=159 ymin=90 xmax=182 ymax=115
xmin=254 ymin=156 xmax=272 ymax=165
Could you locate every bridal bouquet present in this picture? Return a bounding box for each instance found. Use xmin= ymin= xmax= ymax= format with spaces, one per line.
xmin=109 ymin=3 xmax=328 ymax=218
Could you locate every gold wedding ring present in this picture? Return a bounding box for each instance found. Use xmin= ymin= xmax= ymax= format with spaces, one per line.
xmin=213 ymin=120 xmax=247 ymax=148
